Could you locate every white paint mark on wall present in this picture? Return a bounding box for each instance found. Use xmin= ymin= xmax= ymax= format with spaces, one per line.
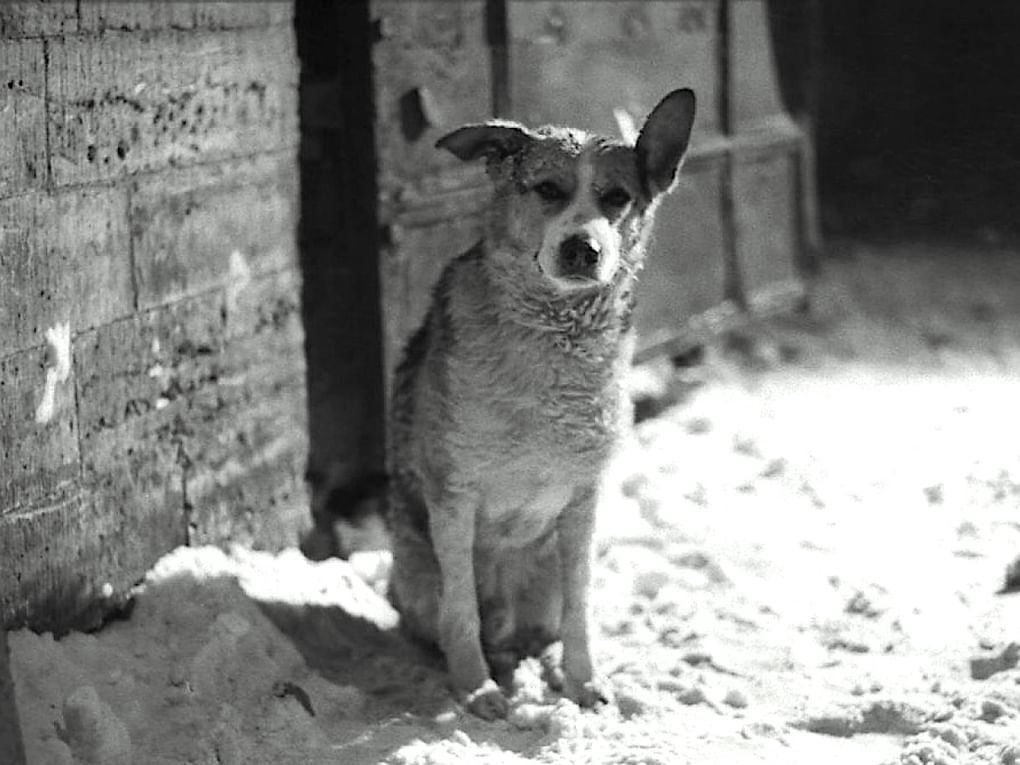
xmin=34 ymin=322 xmax=72 ymax=424
xmin=226 ymin=250 xmax=252 ymax=313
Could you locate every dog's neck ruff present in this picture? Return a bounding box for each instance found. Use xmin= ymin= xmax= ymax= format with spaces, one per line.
xmin=486 ymin=256 xmax=637 ymax=361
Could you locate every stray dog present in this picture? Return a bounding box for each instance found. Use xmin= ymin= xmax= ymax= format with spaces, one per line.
xmin=387 ymin=89 xmax=696 ymax=719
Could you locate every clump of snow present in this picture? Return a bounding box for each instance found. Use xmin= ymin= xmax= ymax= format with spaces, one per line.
xmin=10 ymin=547 xmax=384 ymax=765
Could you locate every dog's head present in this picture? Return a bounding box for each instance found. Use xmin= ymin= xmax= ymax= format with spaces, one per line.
xmin=436 ymin=89 xmax=696 ymax=295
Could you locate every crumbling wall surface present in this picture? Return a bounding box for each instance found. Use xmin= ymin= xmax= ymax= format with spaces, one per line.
xmin=0 ymin=1 xmax=307 ymax=633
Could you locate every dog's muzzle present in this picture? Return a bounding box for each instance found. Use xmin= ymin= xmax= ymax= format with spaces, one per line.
xmin=558 ymin=234 xmax=601 ymax=282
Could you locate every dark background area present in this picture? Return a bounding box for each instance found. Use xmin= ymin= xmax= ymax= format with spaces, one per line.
xmin=773 ymin=0 xmax=1020 ymax=244
xmin=295 ymin=0 xmax=387 ymax=539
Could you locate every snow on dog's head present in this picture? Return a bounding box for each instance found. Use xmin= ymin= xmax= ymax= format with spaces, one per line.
xmin=436 ymin=89 xmax=696 ymax=297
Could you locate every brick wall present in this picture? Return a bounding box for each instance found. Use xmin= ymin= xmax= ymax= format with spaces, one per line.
xmin=0 ymin=1 xmax=308 ymax=632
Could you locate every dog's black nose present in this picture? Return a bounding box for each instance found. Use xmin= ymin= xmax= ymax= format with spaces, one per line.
xmin=558 ymin=235 xmax=601 ymax=279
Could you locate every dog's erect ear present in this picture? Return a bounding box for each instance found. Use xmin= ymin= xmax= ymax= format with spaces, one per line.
xmin=635 ymin=88 xmax=696 ymax=198
xmin=436 ymin=121 xmax=535 ymax=163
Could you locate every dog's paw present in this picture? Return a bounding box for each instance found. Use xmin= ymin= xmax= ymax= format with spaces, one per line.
xmin=463 ymin=679 xmax=510 ymax=720
xmin=563 ymin=676 xmax=611 ymax=710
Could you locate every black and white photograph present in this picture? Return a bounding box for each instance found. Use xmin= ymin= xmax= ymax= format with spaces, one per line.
xmin=1 ymin=1 xmax=1019 ymax=762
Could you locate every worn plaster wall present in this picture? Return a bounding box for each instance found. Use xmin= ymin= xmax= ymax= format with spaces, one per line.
xmin=0 ymin=1 xmax=308 ymax=632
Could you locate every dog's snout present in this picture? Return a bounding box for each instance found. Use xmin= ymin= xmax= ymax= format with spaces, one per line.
xmin=558 ymin=235 xmax=601 ymax=279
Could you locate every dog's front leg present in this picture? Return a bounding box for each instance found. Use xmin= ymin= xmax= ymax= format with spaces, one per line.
xmin=428 ymin=492 xmax=508 ymax=720
xmin=556 ymin=486 xmax=609 ymax=708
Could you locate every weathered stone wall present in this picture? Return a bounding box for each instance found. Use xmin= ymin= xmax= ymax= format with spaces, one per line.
xmin=0 ymin=1 xmax=307 ymax=632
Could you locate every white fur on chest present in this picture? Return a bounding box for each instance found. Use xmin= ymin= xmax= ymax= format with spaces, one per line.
xmin=476 ymin=462 xmax=576 ymax=549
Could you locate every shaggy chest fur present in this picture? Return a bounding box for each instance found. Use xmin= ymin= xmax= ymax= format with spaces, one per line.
xmin=449 ymin=249 xmax=626 ymax=439
xmin=449 ymin=332 xmax=625 ymax=545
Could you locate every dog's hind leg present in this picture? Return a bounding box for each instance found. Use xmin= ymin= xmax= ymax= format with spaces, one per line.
xmin=479 ymin=534 xmax=564 ymax=691
xmin=514 ymin=537 xmax=565 ymax=693
xmin=388 ymin=524 xmax=441 ymax=649
xmin=479 ymin=594 xmax=518 ymax=689
xmin=516 ymin=535 xmax=565 ymax=694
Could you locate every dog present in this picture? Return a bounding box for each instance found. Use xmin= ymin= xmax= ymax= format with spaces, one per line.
xmin=386 ymin=89 xmax=696 ymax=719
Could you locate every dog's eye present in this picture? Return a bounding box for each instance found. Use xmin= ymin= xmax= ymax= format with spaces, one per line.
xmin=601 ymin=188 xmax=632 ymax=208
xmin=533 ymin=181 xmax=567 ymax=202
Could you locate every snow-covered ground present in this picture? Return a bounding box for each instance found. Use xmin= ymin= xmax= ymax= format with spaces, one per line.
xmin=9 ymin=241 xmax=1020 ymax=764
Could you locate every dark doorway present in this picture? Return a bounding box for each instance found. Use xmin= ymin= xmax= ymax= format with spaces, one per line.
xmin=811 ymin=0 xmax=1020 ymax=242
xmin=295 ymin=0 xmax=386 ymax=538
